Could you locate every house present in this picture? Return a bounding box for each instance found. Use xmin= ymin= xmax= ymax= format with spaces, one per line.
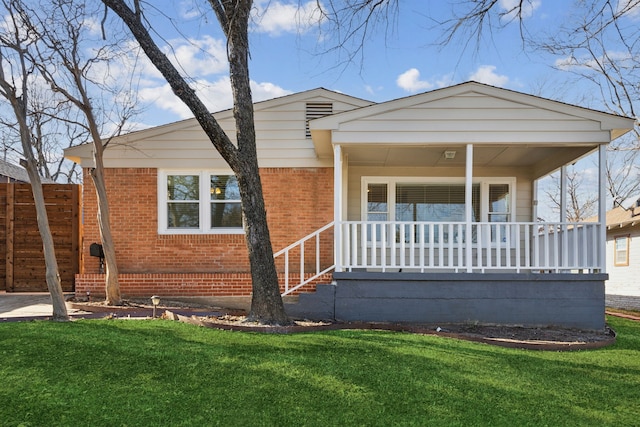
xmin=64 ymin=82 xmax=635 ymax=329
xmin=601 ymin=199 xmax=640 ymax=297
xmin=0 ymin=158 xmax=56 ymax=183
xmin=0 ymin=159 xmax=30 ymax=183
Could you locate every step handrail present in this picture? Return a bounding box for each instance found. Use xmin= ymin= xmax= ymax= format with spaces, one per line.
xmin=274 ymin=222 xmax=335 ymax=296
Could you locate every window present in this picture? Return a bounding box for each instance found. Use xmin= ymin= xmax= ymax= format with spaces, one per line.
xmin=614 ymin=235 xmax=630 ymax=266
xmin=395 ymin=183 xmax=480 ymax=222
xmin=362 ymin=177 xmax=515 ymax=244
xmin=159 ymin=171 xmax=243 ymax=234
xmin=367 ymin=184 xmax=388 ymax=221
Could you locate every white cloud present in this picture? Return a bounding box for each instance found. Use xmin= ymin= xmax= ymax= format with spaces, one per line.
xmin=396 ymin=68 xmax=434 ymax=93
xmin=499 ymin=0 xmax=541 ymax=19
xmin=396 ymin=69 xmax=455 ymax=93
xmin=468 ymin=65 xmax=510 ymax=87
xmin=139 ymin=77 xmax=292 ymax=120
xmin=555 ymin=51 xmax=633 ymax=71
xmin=364 ymin=85 xmax=384 ymax=95
xmin=252 ymin=1 xmax=324 ymax=36
xmin=616 ymin=0 xmax=640 ymax=20
xmin=164 ymin=36 xmax=228 ymax=76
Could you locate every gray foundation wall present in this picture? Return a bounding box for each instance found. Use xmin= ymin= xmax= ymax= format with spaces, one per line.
xmin=285 ymin=272 xmax=607 ymax=330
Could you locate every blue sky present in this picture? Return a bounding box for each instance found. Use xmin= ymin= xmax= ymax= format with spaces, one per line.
xmin=131 ymin=0 xmax=595 ymax=128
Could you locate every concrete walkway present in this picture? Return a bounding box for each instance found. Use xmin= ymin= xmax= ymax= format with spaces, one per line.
xmin=606 ymin=294 xmax=640 ymax=311
xmin=0 ymin=292 xmax=91 ymax=321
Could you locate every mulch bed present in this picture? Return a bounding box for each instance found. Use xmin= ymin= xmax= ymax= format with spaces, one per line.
xmin=69 ymin=299 xmax=620 ymax=351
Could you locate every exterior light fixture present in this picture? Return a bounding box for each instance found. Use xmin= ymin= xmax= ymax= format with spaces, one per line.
xmin=151 ymin=295 xmax=160 ymax=318
xmin=444 ymin=150 xmax=456 ymax=160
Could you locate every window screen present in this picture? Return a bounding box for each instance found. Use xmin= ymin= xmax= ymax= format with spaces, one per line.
xmin=395 ymin=184 xmax=480 ymax=222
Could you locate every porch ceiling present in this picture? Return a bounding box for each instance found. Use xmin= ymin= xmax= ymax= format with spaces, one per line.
xmin=343 ymin=145 xmax=595 ymax=177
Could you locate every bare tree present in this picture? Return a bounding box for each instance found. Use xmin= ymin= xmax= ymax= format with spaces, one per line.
xmin=0 ymin=0 xmax=68 ymax=320
xmin=0 ymin=75 xmax=83 ymax=183
xmin=544 ymin=167 xmax=598 ymax=222
xmin=13 ymin=0 xmax=143 ymax=305
xmin=102 ymin=0 xmax=290 ymax=324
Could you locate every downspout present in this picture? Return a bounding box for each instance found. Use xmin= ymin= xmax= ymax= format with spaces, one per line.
xmin=465 ymin=144 xmax=473 ymax=272
xmin=334 ymin=144 xmax=343 ymax=272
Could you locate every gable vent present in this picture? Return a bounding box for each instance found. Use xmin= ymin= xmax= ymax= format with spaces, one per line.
xmin=306 ymin=102 xmax=333 ymax=138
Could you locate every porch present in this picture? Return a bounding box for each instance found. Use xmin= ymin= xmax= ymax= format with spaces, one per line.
xmin=279 ymin=83 xmax=636 ymax=329
xmin=276 ymin=220 xmax=608 ymax=329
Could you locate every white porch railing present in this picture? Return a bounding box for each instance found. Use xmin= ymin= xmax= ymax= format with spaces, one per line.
xmin=274 ymin=222 xmax=335 ymax=296
xmin=337 ymin=221 xmax=602 ymax=273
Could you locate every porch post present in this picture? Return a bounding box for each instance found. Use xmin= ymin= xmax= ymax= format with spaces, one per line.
xmin=334 ymin=144 xmax=343 ymax=272
xmin=560 ymin=166 xmax=567 ymax=222
xmin=598 ymin=144 xmax=607 ymax=273
xmin=465 ymin=144 xmax=473 ymax=272
xmin=560 ymin=166 xmax=568 ymax=268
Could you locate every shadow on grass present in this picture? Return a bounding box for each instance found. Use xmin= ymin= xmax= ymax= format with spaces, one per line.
xmin=0 ymin=316 xmax=638 ymax=426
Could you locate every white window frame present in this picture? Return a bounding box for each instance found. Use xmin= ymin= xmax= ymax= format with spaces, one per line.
xmin=158 ymin=170 xmax=244 ymax=235
xmin=361 ymin=176 xmax=516 ymax=247
xmin=614 ymin=235 xmax=630 ymax=267
xmin=361 ymin=176 xmax=516 ymax=223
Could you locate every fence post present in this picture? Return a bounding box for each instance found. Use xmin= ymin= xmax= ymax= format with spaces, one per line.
xmin=5 ymin=183 xmax=14 ymax=292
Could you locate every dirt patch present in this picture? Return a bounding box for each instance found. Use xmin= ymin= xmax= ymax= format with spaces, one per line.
xmin=70 ymin=299 xmax=618 ymax=351
xmin=164 ymin=310 xmax=617 ymax=351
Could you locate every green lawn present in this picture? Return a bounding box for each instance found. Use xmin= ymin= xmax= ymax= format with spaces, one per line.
xmin=1 ymin=316 xmax=638 ymax=427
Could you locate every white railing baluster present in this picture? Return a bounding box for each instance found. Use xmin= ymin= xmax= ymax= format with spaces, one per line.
xmin=524 ymin=224 xmax=529 ymax=270
xmin=381 ymin=222 xmax=387 ymax=272
xmin=429 ymin=223 xmax=435 ymax=268
xmin=514 ymin=224 xmax=520 ymax=272
xmin=476 ymin=224 xmax=482 ymax=271
xmin=300 ymin=241 xmax=305 ymax=286
xmin=419 ymin=223 xmax=425 ymax=272
xmin=274 ymin=222 xmax=335 ymax=296
xmin=552 ymin=226 xmax=559 ymax=272
xmin=316 ymin=234 xmax=320 ymax=276
xmin=277 ymin=220 xmax=603 ymax=295
xmin=409 ymin=224 xmax=416 ymax=268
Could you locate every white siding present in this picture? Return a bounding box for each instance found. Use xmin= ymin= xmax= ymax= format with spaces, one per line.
xmin=606 ymin=226 xmax=640 ymax=296
xmin=68 ymin=90 xmax=371 ymax=169
xmin=331 ymin=93 xmax=612 ymax=146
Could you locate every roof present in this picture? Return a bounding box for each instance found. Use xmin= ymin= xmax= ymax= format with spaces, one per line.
xmin=64 ymin=87 xmax=374 ymax=167
xmin=310 ymin=81 xmax=634 ymax=139
xmin=603 ymin=202 xmax=640 ymax=230
xmin=0 ymin=159 xmax=56 ymax=183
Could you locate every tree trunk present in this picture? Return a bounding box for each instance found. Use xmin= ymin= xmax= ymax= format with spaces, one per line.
xmin=236 ymin=164 xmax=290 ymax=324
xmin=221 ymin=0 xmax=290 ymax=324
xmin=102 ymin=0 xmax=291 ymax=325
xmin=84 ymin=99 xmax=121 ymax=305
xmin=26 ymin=168 xmax=69 ymax=320
xmin=90 ymin=159 xmax=121 ymax=305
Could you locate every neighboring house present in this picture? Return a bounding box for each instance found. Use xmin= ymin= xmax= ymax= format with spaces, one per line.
xmin=64 ymin=82 xmax=635 ymax=329
xmin=0 ymin=159 xmax=31 ymax=183
xmin=0 ymin=158 xmax=55 ymax=183
xmin=602 ymin=199 xmax=640 ymax=297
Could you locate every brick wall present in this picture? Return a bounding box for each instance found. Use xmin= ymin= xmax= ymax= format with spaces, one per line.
xmin=76 ymin=272 xmax=333 ymax=298
xmin=78 ymin=167 xmax=334 ymax=297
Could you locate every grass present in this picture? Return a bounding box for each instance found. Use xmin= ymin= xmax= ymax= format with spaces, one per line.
xmin=0 ymin=316 xmax=639 ymax=427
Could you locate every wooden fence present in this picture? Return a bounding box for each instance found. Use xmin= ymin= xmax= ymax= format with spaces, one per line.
xmin=0 ymin=183 xmax=81 ymax=292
